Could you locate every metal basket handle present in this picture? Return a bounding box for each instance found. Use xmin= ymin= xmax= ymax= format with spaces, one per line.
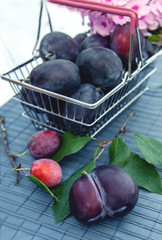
xmin=48 ymin=0 xmax=138 ymax=33
xmin=34 ymin=0 xmax=141 ymax=77
xmin=32 ymin=0 xmax=53 ymax=56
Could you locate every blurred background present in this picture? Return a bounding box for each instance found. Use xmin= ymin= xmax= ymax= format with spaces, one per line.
xmin=0 ymin=0 xmax=89 ymax=106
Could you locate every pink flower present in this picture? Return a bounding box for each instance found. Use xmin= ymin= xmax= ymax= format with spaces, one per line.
xmin=137 ymin=0 xmax=162 ymax=33
xmin=149 ymin=0 xmax=162 ymax=27
xmin=70 ymin=0 xmax=162 ymax=37
xmin=142 ymin=12 xmax=159 ymax=30
xmin=89 ymin=13 xmax=115 ymax=35
xmin=124 ymin=0 xmax=150 ymax=18
xmin=111 ymin=14 xmax=130 ymax=25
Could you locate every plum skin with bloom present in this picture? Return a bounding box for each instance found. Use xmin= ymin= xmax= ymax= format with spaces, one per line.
xmin=30 ymin=159 xmax=62 ymax=188
xmin=69 ymin=165 xmax=139 ymax=224
xmin=28 ymin=130 xmax=61 ymax=158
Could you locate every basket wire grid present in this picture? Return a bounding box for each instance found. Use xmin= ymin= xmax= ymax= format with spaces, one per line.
xmin=1 ymin=0 xmax=162 ymax=137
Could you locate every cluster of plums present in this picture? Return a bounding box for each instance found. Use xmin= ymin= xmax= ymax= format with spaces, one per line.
xmin=22 ymin=25 xmax=151 ymax=223
xmin=27 ymin=129 xmax=139 ymax=224
xmin=21 ymin=23 xmax=155 ymax=134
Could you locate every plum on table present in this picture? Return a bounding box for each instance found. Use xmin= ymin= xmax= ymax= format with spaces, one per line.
xmin=30 ymin=158 xmax=62 ymax=188
xmin=28 ymin=130 xmax=61 ymax=158
xmin=69 ymin=165 xmax=139 ymax=224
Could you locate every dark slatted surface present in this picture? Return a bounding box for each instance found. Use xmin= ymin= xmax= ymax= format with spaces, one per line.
xmin=0 ymin=57 xmax=162 ymax=240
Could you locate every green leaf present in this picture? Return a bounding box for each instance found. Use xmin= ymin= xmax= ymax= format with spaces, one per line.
xmin=51 ymin=132 xmax=91 ymax=163
xmin=109 ymin=138 xmax=130 ymax=167
xmin=134 ymin=134 xmax=162 ymax=166
xmin=147 ymin=34 xmax=160 ymax=43
xmin=124 ymin=153 xmax=162 ymax=194
xmin=109 ymin=138 xmax=162 ymax=193
xmin=52 ymin=161 xmax=96 ymax=224
xmin=27 ymin=175 xmax=59 ymax=202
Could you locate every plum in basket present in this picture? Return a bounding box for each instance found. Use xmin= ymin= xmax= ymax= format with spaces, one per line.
xmin=79 ymin=33 xmax=110 ymax=52
xmin=30 ymin=59 xmax=81 ymax=97
xmin=62 ymin=83 xmax=104 ymax=135
xmin=39 ymin=31 xmax=79 ymax=62
xmin=76 ymin=46 xmax=123 ymax=90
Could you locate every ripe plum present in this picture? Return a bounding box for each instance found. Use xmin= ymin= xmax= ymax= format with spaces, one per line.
xmin=79 ymin=33 xmax=110 ymax=52
xmin=62 ymin=83 xmax=104 ymax=135
xmin=39 ymin=31 xmax=79 ymax=62
xmin=20 ymin=85 xmax=51 ymax=113
xmin=110 ymin=23 xmax=145 ymax=66
xmin=28 ymin=130 xmax=61 ymax=158
xmin=143 ymin=37 xmax=155 ymax=59
xmin=30 ymin=158 xmax=62 ymax=188
xmin=74 ymin=32 xmax=88 ymax=46
xmin=76 ymin=47 xmax=123 ymax=89
xmin=69 ymin=165 xmax=139 ymax=223
xmin=30 ymin=59 xmax=81 ymax=97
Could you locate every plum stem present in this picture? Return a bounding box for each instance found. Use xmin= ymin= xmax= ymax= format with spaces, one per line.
xmin=20 ymin=78 xmax=30 ymax=82
xmin=12 ymin=168 xmax=30 ymax=172
xmin=82 ymin=171 xmax=88 ymax=175
xmin=45 ymin=52 xmax=53 ymax=59
xmin=15 ymin=149 xmax=29 ymax=158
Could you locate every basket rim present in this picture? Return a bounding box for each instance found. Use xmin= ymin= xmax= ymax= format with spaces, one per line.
xmin=1 ymin=49 xmax=161 ymax=108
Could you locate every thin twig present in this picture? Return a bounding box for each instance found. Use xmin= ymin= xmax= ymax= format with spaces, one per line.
xmin=93 ymin=111 xmax=136 ymax=161
xmin=93 ymin=147 xmax=105 ymax=162
xmin=0 ymin=115 xmax=17 ymax=168
xmin=97 ymin=140 xmax=113 ymax=148
xmin=0 ymin=115 xmax=27 ymax=185
xmin=16 ymin=162 xmax=22 ymax=186
xmin=91 ymin=137 xmax=108 ymax=144
xmin=115 ymin=111 xmax=136 ymax=139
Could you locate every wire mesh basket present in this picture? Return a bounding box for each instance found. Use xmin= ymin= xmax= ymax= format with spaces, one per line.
xmin=1 ymin=0 xmax=162 ymax=137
